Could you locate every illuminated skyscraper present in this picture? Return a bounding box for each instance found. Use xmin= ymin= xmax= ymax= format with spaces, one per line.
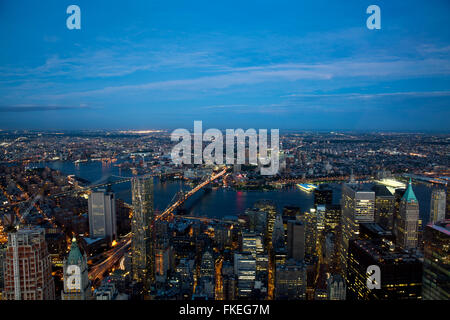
xmin=422 ymin=220 xmax=450 ymax=300
xmin=396 ymin=179 xmax=419 ymax=251
xmin=347 ymin=238 xmax=422 ymax=300
xmin=429 ymin=189 xmax=446 ymax=224
xmin=372 ymin=184 xmax=395 ymax=231
xmin=234 ymin=253 xmax=256 ymax=298
xmin=61 ymin=238 xmax=91 ymax=300
xmin=254 ymin=200 xmax=277 ymax=247
xmin=131 ymin=176 xmax=155 ymax=292
xmin=339 ymin=183 xmax=375 ymax=275
xmin=324 ymin=204 xmax=341 ymax=231
xmin=88 ymin=190 xmax=117 ymax=242
xmin=303 ymin=208 xmax=318 ymax=259
xmin=3 ymin=228 xmax=55 ymax=300
xmin=314 ymin=185 xmax=332 ymax=206
xmin=199 ymin=250 xmax=215 ymax=278
xmin=242 ymin=232 xmax=264 ymax=257
xmin=446 ymin=188 xmax=450 ymax=220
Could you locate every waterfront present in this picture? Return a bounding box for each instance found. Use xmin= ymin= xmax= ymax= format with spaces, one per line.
xmin=32 ymin=160 xmax=433 ymax=221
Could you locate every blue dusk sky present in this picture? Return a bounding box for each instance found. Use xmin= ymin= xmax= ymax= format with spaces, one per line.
xmin=0 ymin=0 xmax=449 ymax=131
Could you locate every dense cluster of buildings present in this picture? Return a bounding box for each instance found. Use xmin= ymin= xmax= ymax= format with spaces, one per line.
xmin=0 ymin=131 xmax=448 ymax=300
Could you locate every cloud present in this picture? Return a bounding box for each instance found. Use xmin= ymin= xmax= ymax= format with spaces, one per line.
xmin=38 ymin=58 xmax=450 ymax=101
xmin=285 ymin=91 xmax=450 ymax=99
xmin=0 ymin=105 xmax=91 ymax=112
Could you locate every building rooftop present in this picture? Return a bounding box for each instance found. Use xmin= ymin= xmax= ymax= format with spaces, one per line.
xmin=429 ymin=219 xmax=450 ymax=236
xmin=401 ymin=178 xmax=418 ymax=203
xmin=67 ymin=237 xmax=84 ymax=265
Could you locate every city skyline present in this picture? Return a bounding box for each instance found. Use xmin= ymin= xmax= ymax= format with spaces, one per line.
xmin=0 ymin=1 xmax=449 ymax=131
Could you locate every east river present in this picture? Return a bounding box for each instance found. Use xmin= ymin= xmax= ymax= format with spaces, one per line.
xmin=32 ymin=160 xmax=433 ymax=222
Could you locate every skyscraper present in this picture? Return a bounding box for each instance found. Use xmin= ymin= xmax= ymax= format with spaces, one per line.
xmin=199 ymin=250 xmax=215 ymax=278
xmin=287 ymin=220 xmax=305 ymax=262
xmin=88 ymin=190 xmax=117 ymax=242
xmin=429 ymin=189 xmax=446 ymax=224
xmin=271 ymin=214 xmax=285 ymax=249
xmin=3 ymin=228 xmax=55 ymax=300
xmin=242 ymin=232 xmax=264 ymax=257
xmin=446 ymin=188 xmax=450 ymax=220
xmin=274 ymin=259 xmax=306 ymax=300
xmin=303 ymin=208 xmax=318 ymax=259
xmin=372 ymin=184 xmax=395 ymax=231
xmin=347 ymin=238 xmax=422 ymax=300
xmin=61 ymin=237 xmax=91 ymax=300
xmin=234 ymin=253 xmax=256 ymax=298
xmin=131 ymin=176 xmax=155 ymax=292
xmin=396 ymin=179 xmax=419 ymax=251
xmin=422 ymin=220 xmax=450 ymax=300
xmin=254 ymin=200 xmax=277 ymax=247
xmin=314 ymin=185 xmax=333 ymax=206
xmin=324 ymin=204 xmax=341 ymax=231
xmin=339 ymin=183 xmax=375 ymax=275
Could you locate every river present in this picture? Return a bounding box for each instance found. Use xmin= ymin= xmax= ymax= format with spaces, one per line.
xmin=31 ymin=160 xmax=433 ymax=222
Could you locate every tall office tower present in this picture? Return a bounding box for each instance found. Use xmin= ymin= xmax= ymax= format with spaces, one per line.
xmin=372 ymin=185 xmax=395 ymax=231
xmin=303 ymin=208 xmax=318 ymax=258
xmin=0 ymin=243 xmax=6 ymax=299
xmin=325 ymin=204 xmax=341 ymax=231
xmin=272 ymin=215 xmax=285 ymax=249
xmin=3 ymin=228 xmax=55 ymax=300
xmin=287 ymin=220 xmax=305 ymax=261
xmin=429 ymin=189 xmax=446 ymax=224
xmin=324 ymin=232 xmax=340 ymax=272
xmin=223 ymin=274 xmax=237 ymax=300
xmin=339 ymin=183 xmax=375 ymax=276
xmin=274 ymin=259 xmax=306 ymax=300
xmin=254 ymin=200 xmax=277 ymax=247
xmin=131 ymin=176 xmax=155 ymax=292
xmin=61 ymin=238 xmax=91 ymax=300
xmin=155 ymin=239 xmax=173 ymax=283
xmin=243 ymin=208 xmax=267 ymax=235
xmin=234 ymin=253 xmax=256 ymax=298
xmin=242 ymin=232 xmax=264 ymax=257
xmin=214 ymin=225 xmax=232 ymax=250
xmin=200 ymin=250 xmax=215 ymax=278
xmin=326 ymin=274 xmax=346 ymax=300
xmin=347 ymin=238 xmax=422 ymax=300
xmin=316 ymin=204 xmax=326 ymax=232
xmin=396 ymin=179 xmax=419 ymax=251
xmin=314 ymin=185 xmax=333 ymax=206
xmin=175 ymin=258 xmax=195 ymax=294
xmin=393 ymin=188 xmax=406 ymax=240
xmin=88 ymin=190 xmax=117 ymax=242
xmin=446 ymin=188 xmax=450 ymax=219
xmin=422 ymin=220 xmax=450 ymax=300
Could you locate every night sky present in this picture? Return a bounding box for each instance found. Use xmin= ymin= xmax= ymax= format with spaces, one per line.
xmin=0 ymin=0 xmax=449 ymax=131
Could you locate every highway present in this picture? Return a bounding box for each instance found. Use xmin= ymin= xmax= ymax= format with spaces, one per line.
xmin=87 ymin=168 xmax=228 ymax=284
xmin=88 ymin=236 xmax=131 ymax=282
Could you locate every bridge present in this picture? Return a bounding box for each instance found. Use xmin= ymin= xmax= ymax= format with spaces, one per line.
xmin=86 ymin=168 xmax=228 ymax=283
xmin=267 ymin=174 xmax=370 ymax=185
xmin=155 ymin=168 xmax=228 ymax=221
